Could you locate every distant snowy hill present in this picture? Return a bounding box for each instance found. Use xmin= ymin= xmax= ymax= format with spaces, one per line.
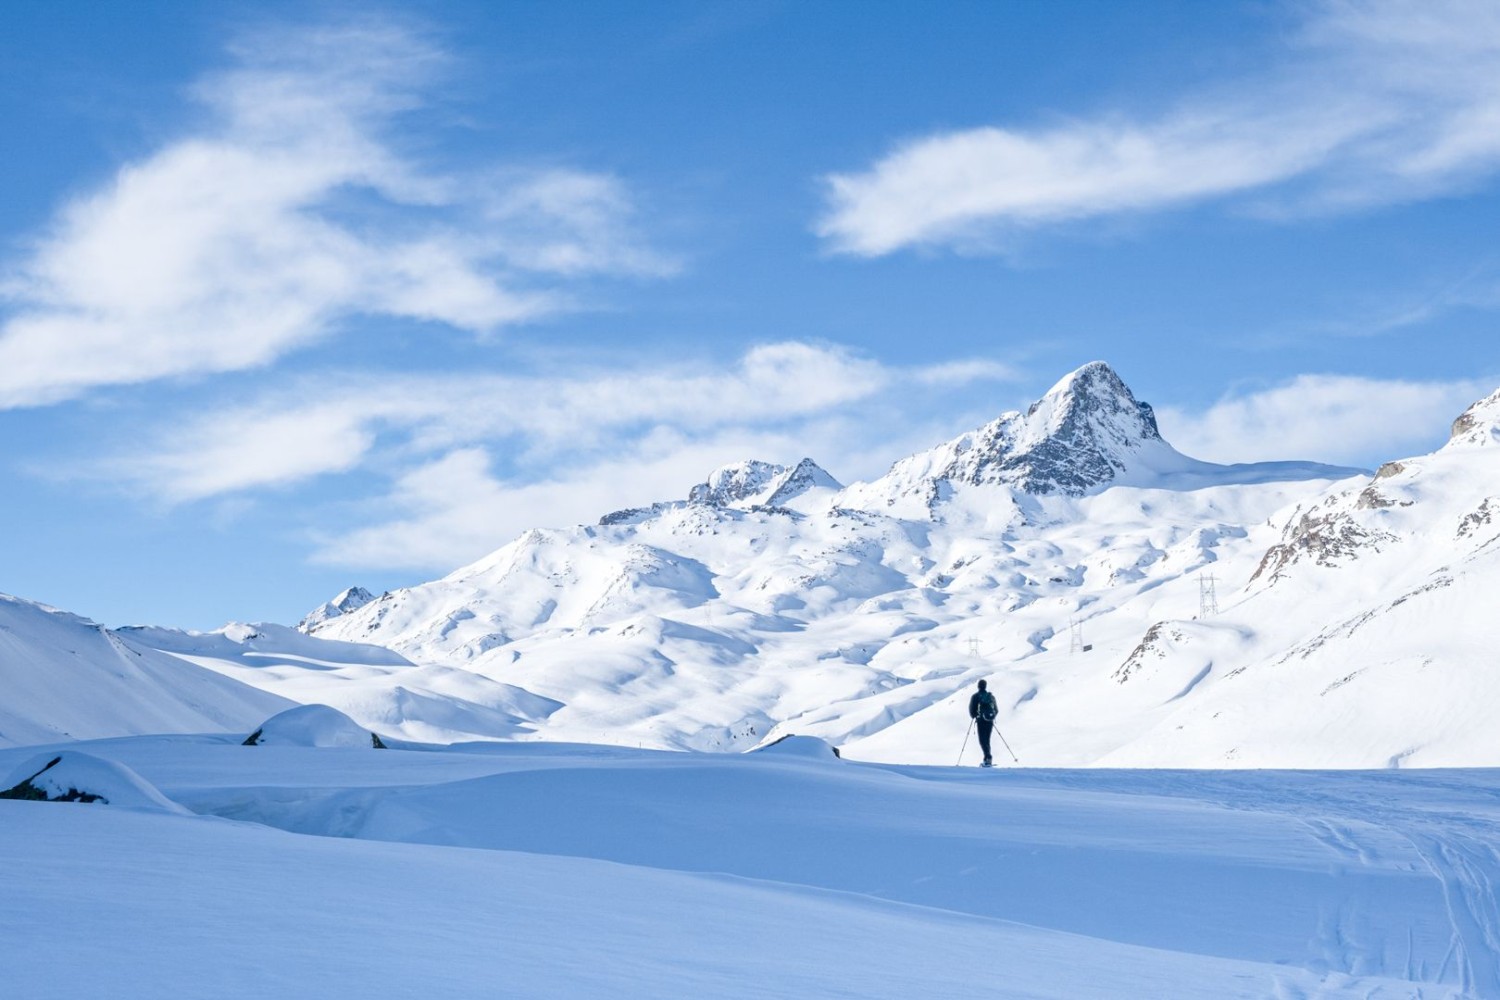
xmin=0 ymin=594 xmax=290 ymax=747
xmin=121 ymin=620 xmax=559 ymax=744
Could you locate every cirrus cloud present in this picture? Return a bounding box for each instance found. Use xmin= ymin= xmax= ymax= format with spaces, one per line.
xmin=0 ymin=19 xmax=670 ymax=409
xmin=82 ymin=341 xmax=1020 ymax=569
xmin=1155 ymin=373 xmax=1496 ymax=467
xmin=818 ymin=0 xmax=1500 ymax=256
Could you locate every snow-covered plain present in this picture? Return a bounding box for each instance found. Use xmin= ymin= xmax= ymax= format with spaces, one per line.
xmin=4 ymin=735 xmax=1497 ymax=998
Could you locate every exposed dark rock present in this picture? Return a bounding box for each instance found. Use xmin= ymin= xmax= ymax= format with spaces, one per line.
xmin=0 ymin=756 xmax=106 ymax=804
xmin=1114 ymin=622 xmax=1181 ymax=683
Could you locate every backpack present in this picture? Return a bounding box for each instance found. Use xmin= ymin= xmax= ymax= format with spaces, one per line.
xmin=976 ymin=691 xmax=997 ymax=722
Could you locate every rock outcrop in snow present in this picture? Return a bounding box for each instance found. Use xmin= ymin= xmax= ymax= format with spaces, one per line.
xmin=298 ymin=586 xmax=377 ymax=631
xmin=0 ymin=751 xmax=189 ymax=813
xmin=689 ymin=457 xmax=843 ymax=510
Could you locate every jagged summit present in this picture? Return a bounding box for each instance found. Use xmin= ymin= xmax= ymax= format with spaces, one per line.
xmin=689 ymin=461 xmax=784 ymax=506
xmin=984 ymin=360 xmax=1164 ymax=493
xmin=689 ymin=458 xmax=842 ymax=509
xmin=859 ymin=361 xmax=1174 ymax=503
xmin=1032 ymin=361 xmax=1162 ymax=443
xmin=298 ymin=586 xmax=376 ymax=632
xmin=764 ymin=458 xmax=843 ymax=507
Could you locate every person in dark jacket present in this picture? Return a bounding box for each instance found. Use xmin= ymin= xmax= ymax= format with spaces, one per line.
xmin=968 ymin=679 xmax=998 ymax=767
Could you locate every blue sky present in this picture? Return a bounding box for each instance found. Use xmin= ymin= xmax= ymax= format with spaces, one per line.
xmin=2 ymin=0 xmax=1497 ymax=629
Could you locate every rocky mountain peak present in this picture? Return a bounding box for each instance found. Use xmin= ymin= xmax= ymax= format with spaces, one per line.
xmin=1030 ymin=361 xmax=1162 ymax=441
xmin=688 ymin=458 xmax=842 ymax=509
xmin=688 ymin=460 xmax=784 ymax=506
xmin=764 ymin=458 xmax=843 ymax=507
xmin=1448 ymin=388 xmax=1500 ymax=448
xmin=936 ymin=361 xmax=1165 ymax=496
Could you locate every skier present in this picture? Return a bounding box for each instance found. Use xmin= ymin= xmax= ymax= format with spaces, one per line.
xmin=969 ymin=679 xmax=998 ymax=767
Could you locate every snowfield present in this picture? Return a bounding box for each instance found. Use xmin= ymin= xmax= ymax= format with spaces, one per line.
xmin=3 ymin=736 xmax=1497 ymax=998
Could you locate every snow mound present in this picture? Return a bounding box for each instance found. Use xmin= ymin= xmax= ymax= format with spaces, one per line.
xmin=752 ymin=735 xmax=842 ymax=760
xmin=244 ymin=705 xmax=389 ymax=749
xmin=0 ymin=751 xmax=188 ymax=813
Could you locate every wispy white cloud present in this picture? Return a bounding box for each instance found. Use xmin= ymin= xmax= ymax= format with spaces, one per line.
xmin=309 ymin=435 xmax=805 ymax=570
xmin=95 ymin=341 xmax=1018 ymax=568
xmin=1156 ymin=373 xmax=1495 ymax=467
xmin=311 ymin=408 xmax=995 ymax=572
xmin=818 ymin=0 xmax=1500 ymax=255
xmin=0 ymin=19 xmax=667 ymax=408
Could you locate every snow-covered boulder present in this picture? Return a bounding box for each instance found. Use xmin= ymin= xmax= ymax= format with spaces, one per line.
xmin=752 ymin=735 xmax=842 ymax=760
xmin=0 ymin=752 xmax=189 ymax=814
xmin=244 ymin=704 xmax=389 ymax=749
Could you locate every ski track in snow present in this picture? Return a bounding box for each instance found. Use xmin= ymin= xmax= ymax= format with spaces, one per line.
xmin=1075 ymin=768 xmax=1500 ymax=996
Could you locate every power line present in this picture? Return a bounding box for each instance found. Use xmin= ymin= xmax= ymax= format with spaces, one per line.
xmin=1066 ymin=616 xmax=1094 ymax=654
xmin=1199 ymin=572 xmax=1219 ymax=617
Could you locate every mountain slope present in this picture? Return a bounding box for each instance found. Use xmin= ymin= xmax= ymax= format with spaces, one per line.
xmin=124 ymin=621 xmax=561 ymax=744
xmin=0 ymin=594 xmax=291 ymax=747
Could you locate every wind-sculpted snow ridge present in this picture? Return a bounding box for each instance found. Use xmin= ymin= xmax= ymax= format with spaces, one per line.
xmin=242 ymin=704 xmax=389 ymax=748
xmin=0 ymin=594 xmax=291 ymax=748
xmin=123 ymin=620 xmax=561 ymax=745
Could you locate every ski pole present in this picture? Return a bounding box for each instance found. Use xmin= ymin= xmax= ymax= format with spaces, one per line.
xmin=993 ymin=725 xmax=1020 ymax=763
xmin=956 ymin=718 xmax=974 ymax=766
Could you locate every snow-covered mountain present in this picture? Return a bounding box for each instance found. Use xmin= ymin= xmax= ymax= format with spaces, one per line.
xmin=11 ymin=361 xmax=1496 ymax=767
xmin=299 ymin=359 xmax=1500 ymax=766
